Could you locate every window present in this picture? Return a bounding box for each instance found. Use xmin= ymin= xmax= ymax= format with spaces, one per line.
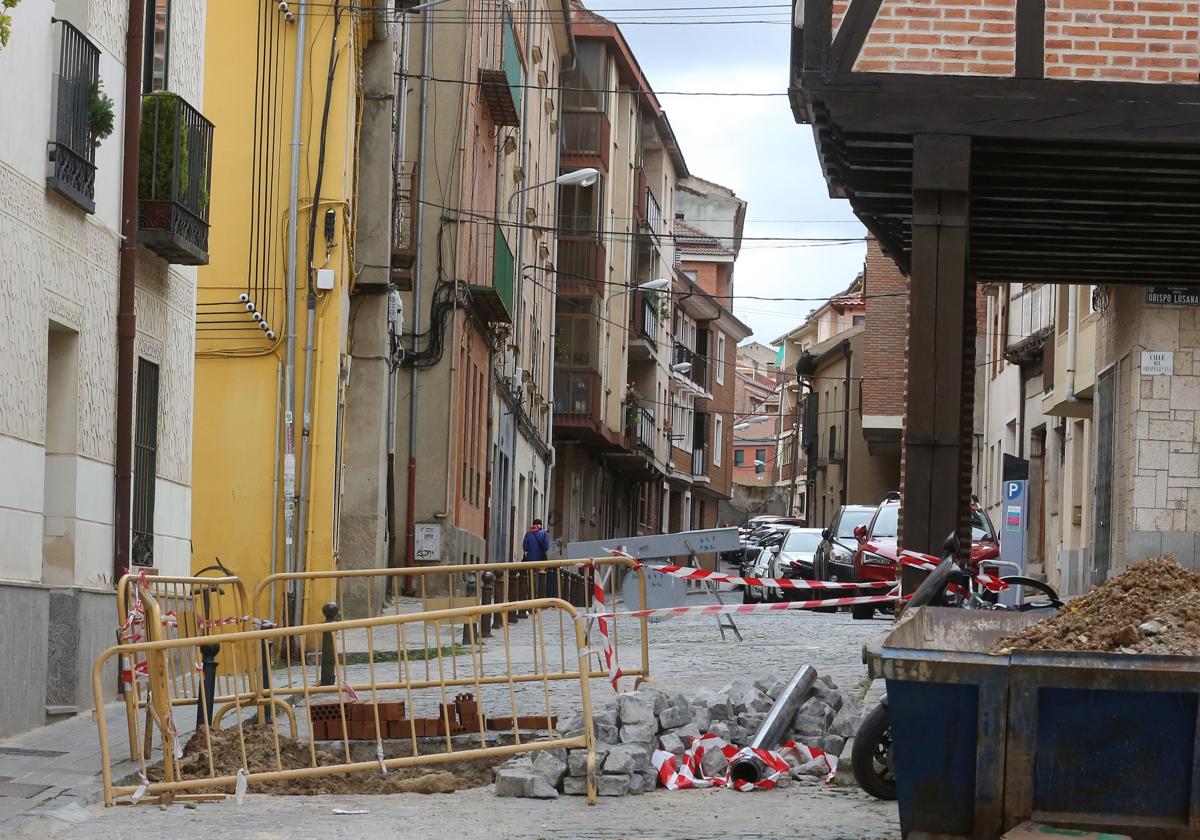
xmin=734 ymin=449 xmax=745 ymax=467
xmin=871 ymin=504 xmax=899 ymax=539
xmin=562 ymin=40 xmax=606 ymax=111
xmin=716 ymin=333 xmax=726 ymax=385
xmin=555 ymin=311 xmax=597 ymax=367
xmin=132 ymin=359 xmax=160 ymax=567
xmin=852 ymin=315 xmax=865 ymax=326
xmin=143 ymin=0 xmax=170 ymax=93
xmin=682 ymin=270 xmax=698 ymax=283
xmin=755 ymin=448 xmax=766 ymax=474
xmin=558 ymin=177 xmax=604 ymax=235
xmin=713 ymin=415 xmax=723 ymax=467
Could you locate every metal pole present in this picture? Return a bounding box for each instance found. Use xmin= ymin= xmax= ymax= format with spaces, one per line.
xmin=728 ymin=664 xmax=817 ymax=784
xmin=319 ymin=602 xmax=340 ymax=686
xmin=196 ymin=643 xmax=220 ymax=730
xmin=282 ymin=4 xmax=307 ymax=606
xmin=404 ymin=4 xmax=434 ymax=599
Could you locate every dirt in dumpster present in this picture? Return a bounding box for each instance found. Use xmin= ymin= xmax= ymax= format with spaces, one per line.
xmin=144 ymin=726 xmax=501 ymax=795
xmin=993 ymin=556 xmax=1200 ymax=655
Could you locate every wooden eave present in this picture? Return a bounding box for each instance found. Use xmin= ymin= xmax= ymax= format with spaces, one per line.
xmin=789 ymin=0 xmax=1200 ymax=286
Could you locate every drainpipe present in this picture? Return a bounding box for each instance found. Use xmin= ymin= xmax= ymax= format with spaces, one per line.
xmin=114 ymin=0 xmax=146 ymax=580
xmin=1066 ymin=284 xmax=1081 ymax=403
xmin=282 ymin=2 xmax=306 ymax=607
xmin=403 ymin=8 xmax=433 ymax=596
xmin=545 ymin=43 xmax=575 ymax=513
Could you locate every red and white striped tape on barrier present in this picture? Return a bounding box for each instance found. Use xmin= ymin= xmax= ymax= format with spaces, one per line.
xmin=589 ymin=566 xmax=623 ymax=692
xmin=594 ymin=593 xmax=899 ymax=623
xmin=196 ymin=615 xmax=272 ymax=631
xmin=641 ymin=564 xmax=896 ymax=592
xmin=653 ymin=733 xmax=837 ymax=791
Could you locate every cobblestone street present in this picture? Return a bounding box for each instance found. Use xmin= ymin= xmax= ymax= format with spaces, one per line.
xmin=8 ymin=602 xmax=900 ymax=839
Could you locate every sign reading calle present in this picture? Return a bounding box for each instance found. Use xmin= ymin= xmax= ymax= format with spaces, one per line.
xmin=1141 ymin=351 xmax=1174 ymax=377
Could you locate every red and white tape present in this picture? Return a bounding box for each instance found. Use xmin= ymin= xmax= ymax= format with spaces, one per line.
xmin=595 ymin=593 xmax=899 ymax=623
xmin=642 ymin=564 xmax=895 ymax=592
xmin=589 ymin=566 xmax=623 ymax=691
xmin=653 ymin=733 xmax=836 ymax=791
xmin=197 ymin=615 xmax=271 ymax=631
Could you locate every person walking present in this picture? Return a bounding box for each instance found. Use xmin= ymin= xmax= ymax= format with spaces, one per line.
xmin=522 ymin=518 xmax=555 ymax=599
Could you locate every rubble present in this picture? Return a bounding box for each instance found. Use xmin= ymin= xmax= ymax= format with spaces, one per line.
xmin=994 ymin=557 xmax=1200 ymax=655
xmin=494 ymin=669 xmax=867 ymax=798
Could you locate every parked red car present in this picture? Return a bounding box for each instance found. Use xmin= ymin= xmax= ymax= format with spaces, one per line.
xmin=850 ymin=494 xmax=1000 ymax=619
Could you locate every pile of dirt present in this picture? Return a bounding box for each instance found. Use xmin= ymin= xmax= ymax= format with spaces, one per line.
xmin=993 ymin=557 xmax=1200 ymax=655
xmin=146 ymin=726 xmax=501 ymax=795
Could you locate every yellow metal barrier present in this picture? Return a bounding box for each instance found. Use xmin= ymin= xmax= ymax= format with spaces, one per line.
xmin=94 ymin=593 xmax=598 ymax=806
xmin=115 ymin=573 xmax=296 ymax=761
xmin=252 ymin=557 xmax=651 ymax=690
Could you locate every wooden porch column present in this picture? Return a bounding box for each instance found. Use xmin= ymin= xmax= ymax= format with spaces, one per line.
xmin=901 ymin=134 xmax=975 ymax=556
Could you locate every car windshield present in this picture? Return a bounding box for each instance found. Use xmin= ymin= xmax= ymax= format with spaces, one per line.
xmin=836 ymin=508 xmax=875 ymax=538
xmin=972 ymin=508 xmax=996 ymax=541
xmin=783 ymin=530 xmax=822 ymax=552
xmin=870 ymin=504 xmax=899 ymax=539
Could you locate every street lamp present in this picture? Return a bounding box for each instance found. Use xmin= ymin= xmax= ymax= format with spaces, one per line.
xmin=508 ymin=167 xmax=600 ymax=214
xmin=733 ymin=422 xmax=751 ymax=431
xmin=753 ymin=459 xmax=766 ymax=467
xmin=671 ymin=362 xmax=692 ymax=373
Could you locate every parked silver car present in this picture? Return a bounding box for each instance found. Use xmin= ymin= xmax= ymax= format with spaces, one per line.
xmin=776 ymin=527 xmax=824 ymax=582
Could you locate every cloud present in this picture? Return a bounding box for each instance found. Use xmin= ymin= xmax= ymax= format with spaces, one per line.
xmin=619 ymin=14 xmax=868 ymax=343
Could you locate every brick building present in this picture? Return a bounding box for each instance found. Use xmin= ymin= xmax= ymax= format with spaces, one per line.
xmin=791 ymin=0 xmax=1200 ymax=586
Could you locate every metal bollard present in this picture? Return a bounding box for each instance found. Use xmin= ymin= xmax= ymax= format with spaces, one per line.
xmin=258 ymin=620 xmax=275 ymax=724
xmin=196 ymin=643 xmax=220 ymax=730
xmin=319 ymin=602 xmax=340 ymax=686
xmin=480 ymin=571 xmax=494 ymax=638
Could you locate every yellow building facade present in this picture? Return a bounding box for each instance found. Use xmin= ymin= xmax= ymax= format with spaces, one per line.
xmin=193 ymin=1 xmax=397 ymax=623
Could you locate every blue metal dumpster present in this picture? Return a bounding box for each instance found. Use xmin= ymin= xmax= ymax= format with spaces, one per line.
xmin=866 ymin=607 xmax=1200 ymax=839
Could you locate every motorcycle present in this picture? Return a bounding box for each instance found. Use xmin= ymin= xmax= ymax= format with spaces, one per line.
xmin=850 ymin=533 xmax=1062 ymax=800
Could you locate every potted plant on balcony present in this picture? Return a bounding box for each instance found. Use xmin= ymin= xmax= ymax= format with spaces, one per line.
xmin=138 ymin=91 xmax=211 ymax=262
xmin=87 ymin=80 xmax=115 ymax=149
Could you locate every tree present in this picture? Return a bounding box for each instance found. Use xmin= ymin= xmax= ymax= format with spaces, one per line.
xmin=0 ymin=0 xmax=22 ymax=50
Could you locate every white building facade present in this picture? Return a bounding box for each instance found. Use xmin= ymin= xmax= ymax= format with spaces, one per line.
xmin=0 ymin=0 xmax=203 ymax=736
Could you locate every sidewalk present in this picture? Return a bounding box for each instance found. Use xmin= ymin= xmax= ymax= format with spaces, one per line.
xmin=0 ymin=699 xmax=198 ymax=829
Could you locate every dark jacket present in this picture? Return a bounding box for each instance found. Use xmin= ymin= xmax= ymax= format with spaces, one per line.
xmin=522 ymin=527 xmax=550 ymax=562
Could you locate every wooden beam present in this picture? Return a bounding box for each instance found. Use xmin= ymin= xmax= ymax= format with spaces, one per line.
xmin=806 ymin=75 xmax=1200 ymax=146
xmin=828 ymin=0 xmax=885 ymax=80
xmin=902 ymin=134 xmax=974 ymax=560
xmin=1014 ymin=0 xmax=1045 ymax=79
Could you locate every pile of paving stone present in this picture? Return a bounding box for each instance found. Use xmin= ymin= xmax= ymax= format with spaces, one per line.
xmin=493 ymin=670 xmax=865 ymax=798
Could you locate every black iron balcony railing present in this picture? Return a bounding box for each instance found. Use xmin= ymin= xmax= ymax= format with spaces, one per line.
xmin=672 ymin=343 xmax=709 ymax=391
xmin=645 ymin=186 xmax=662 ymax=237
xmin=633 ymin=293 xmax=658 ymax=347
xmin=138 ymin=91 xmax=214 ymax=265
xmin=47 ymin=20 xmax=100 ymax=214
xmin=629 ymin=405 xmax=655 ymax=452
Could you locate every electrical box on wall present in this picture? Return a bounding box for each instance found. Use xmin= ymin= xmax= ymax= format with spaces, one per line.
xmin=316 ymin=269 xmax=335 ymax=291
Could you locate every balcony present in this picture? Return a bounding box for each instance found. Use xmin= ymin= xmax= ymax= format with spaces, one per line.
xmin=557 ymin=235 xmax=605 ymax=298
xmin=138 ymin=91 xmax=214 ymax=265
xmin=391 ymin=160 xmax=417 ymax=289
xmin=478 ymin=5 xmax=521 ymax=126
xmin=672 ymin=343 xmax=709 ymax=393
xmin=628 ymin=292 xmax=659 ymax=360
xmin=560 ymin=110 xmax=610 ymax=173
xmin=627 ymin=405 xmax=655 ymax=453
xmin=46 ymin=20 xmax=100 ymax=214
xmin=553 ymin=367 xmax=620 ymax=450
xmin=644 ymin=186 xmax=662 ymax=238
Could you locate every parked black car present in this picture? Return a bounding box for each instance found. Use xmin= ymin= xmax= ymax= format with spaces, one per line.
xmin=812 ymin=504 xmax=877 ymax=582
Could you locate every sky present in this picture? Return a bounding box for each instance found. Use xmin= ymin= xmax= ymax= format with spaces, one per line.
xmin=607 ymin=1 xmax=869 ymax=347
